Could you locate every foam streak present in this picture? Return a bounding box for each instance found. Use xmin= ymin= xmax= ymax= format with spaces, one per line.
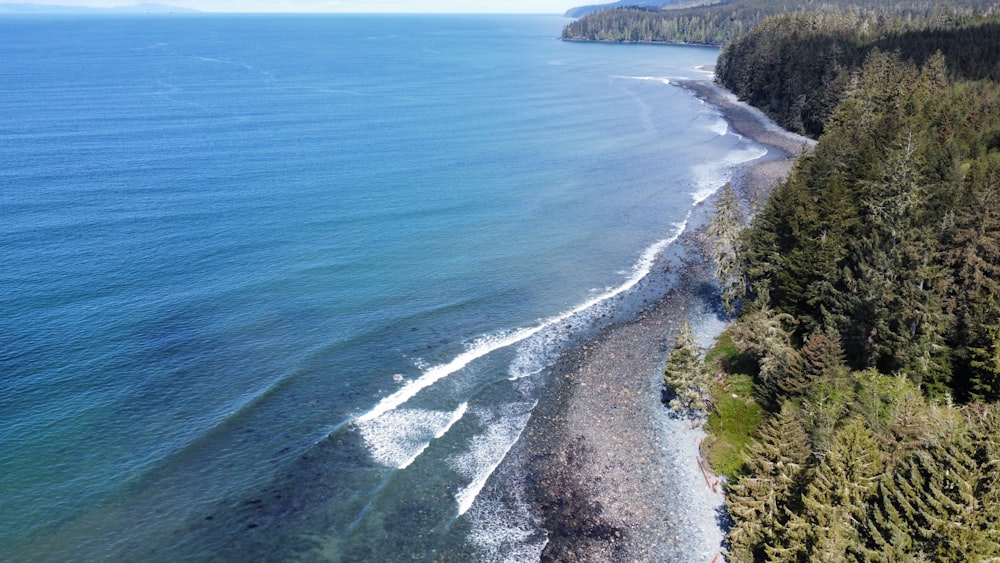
xmin=355 ymin=332 xmax=532 ymax=424
xmin=452 ymin=403 xmax=535 ymax=516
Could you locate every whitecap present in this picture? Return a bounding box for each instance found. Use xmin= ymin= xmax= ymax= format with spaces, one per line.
xmin=616 ymin=75 xmax=671 ymax=86
xmin=708 ymin=116 xmax=729 ymax=136
xmin=505 ymin=217 xmax=689 ymax=381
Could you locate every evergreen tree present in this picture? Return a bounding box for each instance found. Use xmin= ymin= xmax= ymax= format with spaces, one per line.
xmin=725 ymin=402 xmax=811 ymax=562
xmin=778 ymin=418 xmax=884 ymax=561
xmin=730 ymin=306 xmax=802 ymax=409
xmin=803 ymin=172 xmax=859 ymax=336
xmin=863 ymin=405 xmax=1000 ymax=559
xmin=663 ymin=321 xmax=710 ymax=414
xmin=780 ymin=329 xmax=848 ymax=399
xmin=801 ymin=330 xmax=848 ymax=382
xmin=965 ymin=403 xmax=1000 ymax=554
xmin=849 ymin=369 xmax=921 ymax=439
xmin=946 ymin=154 xmax=1000 ymax=401
xmin=701 ymin=9 xmax=1000 ymax=562
xmin=861 ymin=127 xmax=953 ymax=391
xmin=709 ymin=183 xmax=747 ymax=316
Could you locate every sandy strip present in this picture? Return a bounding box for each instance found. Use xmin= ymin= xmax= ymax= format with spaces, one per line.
xmin=519 ymin=78 xmax=811 ymax=562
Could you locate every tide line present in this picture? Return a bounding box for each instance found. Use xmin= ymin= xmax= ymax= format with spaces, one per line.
xmin=354 ymin=330 xmax=537 ymax=425
xmin=354 ymin=216 xmax=691 ymax=424
xmin=452 ymin=402 xmax=536 ymax=517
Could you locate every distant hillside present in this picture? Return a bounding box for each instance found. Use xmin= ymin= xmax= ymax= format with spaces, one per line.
xmin=563 ymin=0 xmax=1000 ymax=45
xmin=0 ymin=3 xmax=198 ymax=13
xmin=564 ymin=0 xmax=669 ymax=18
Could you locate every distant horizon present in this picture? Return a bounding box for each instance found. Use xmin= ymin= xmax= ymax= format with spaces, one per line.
xmin=0 ymin=1 xmax=573 ymax=13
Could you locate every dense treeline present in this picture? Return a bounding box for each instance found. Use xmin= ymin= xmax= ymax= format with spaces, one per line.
xmin=725 ymin=381 xmax=1000 ymax=560
xmin=714 ymin=18 xmax=1000 ymax=561
xmin=562 ymin=5 xmax=756 ymax=45
xmin=561 ymin=0 xmax=1000 ymax=47
xmin=740 ymin=50 xmax=1000 ymax=402
xmin=717 ymin=10 xmax=1000 ymax=136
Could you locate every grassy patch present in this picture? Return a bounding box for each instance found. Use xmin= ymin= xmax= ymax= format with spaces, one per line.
xmin=704 ymin=331 xmax=739 ymax=366
xmin=701 ymin=331 xmax=764 ymax=479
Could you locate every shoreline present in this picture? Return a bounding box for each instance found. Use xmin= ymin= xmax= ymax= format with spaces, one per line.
xmin=518 ymin=78 xmax=810 ymax=561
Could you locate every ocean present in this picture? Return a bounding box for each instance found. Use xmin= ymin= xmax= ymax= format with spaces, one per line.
xmin=0 ymin=14 xmax=763 ymax=561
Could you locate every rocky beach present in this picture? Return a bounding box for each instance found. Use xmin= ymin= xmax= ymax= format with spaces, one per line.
xmin=520 ymin=77 xmax=812 ymax=562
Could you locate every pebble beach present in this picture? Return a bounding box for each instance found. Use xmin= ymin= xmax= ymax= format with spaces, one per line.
xmin=519 ymin=77 xmax=812 ymax=562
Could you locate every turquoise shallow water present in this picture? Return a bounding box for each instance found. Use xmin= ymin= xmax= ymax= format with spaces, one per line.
xmin=0 ymin=14 xmax=761 ymax=560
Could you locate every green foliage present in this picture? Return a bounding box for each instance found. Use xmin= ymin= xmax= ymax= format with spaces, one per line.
xmin=720 ymin=368 xmax=1000 ymax=559
xmin=717 ymin=11 xmax=1000 ymax=137
xmin=799 ymin=330 xmax=847 ymax=384
xmin=703 ymin=4 xmax=1000 ymax=561
xmin=862 ymin=404 xmax=1000 ymax=560
xmin=738 ymin=49 xmax=1000 ymax=399
xmin=704 ymin=330 xmax=740 ymax=367
xmin=663 ymin=321 xmax=711 ymax=414
xmin=562 ymin=5 xmax=758 ymax=45
xmin=945 ymin=152 xmax=1000 ymax=401
xmin=562 ymin=0 xmax=1000 ymax=48
xmin=730 ymin=305 xmax=802 ymax=410
xmin=702 ymin=332 xmax=765 ymax=479
xmin=709 ymin=183 xmax=747 ymax=316
xmin=725 ymin=402 xmax=810 ymax=562
xmin=780 ymin=418 xmax=884 ymax=561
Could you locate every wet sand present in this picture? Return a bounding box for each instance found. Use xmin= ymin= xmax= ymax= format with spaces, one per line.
xmin=520 ymin=78 xmax=811 ymax=562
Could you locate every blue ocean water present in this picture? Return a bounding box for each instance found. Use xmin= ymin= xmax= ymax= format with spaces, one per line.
xmin=0 ymin=14 xmax=762 ymax=560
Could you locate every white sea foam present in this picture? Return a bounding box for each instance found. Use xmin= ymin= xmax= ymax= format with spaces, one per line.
xmin=356 ymin=216 xmax=690 ymax=424
xmin=507 ymin=335 xmax=554 ymax=382
xmin=357 ymin=402 xmax=468 ymax=468
xmin=617 ymin=75 xmax=671 ymax=86
xmin=465 ymin=486 xmax=548 ymax=563
xmin=694 ymin=64 xmax=716 ymax=77
xmin=352 ymin=194 xmax=695 ymax=481
xmin=355 ymin=331 xmax=533 ymax=424
xmin=691 ymin=145 xmax=769 ymax=204
xmin=450 ymin=403 xmax=535 ymax=516
xmin=352 ymin=137 xmax=745 ymax=474
xmin=506 ymin=218 xmax=689 ymax=382
xmin=708 ymin=116 xmax=729 ymax=136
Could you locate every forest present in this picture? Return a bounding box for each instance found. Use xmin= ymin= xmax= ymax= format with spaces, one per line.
xmin=716 ymin=11 xmax=1000 ymax=136
xmin=562 ymin=0 xmax=1000 ymax=49
xmin=643 ymin=2 xmax=1000 ymax=561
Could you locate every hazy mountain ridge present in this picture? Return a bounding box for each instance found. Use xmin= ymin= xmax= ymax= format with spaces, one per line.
xmin=0 ymin=3 xmax=198 ymax=13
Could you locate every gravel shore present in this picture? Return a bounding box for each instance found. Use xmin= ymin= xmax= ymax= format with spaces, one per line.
xmin=519 ymin=78 xmax=811 ymax=562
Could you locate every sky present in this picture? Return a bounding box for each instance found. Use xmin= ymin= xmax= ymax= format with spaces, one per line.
xmin=2 ymin=0 xmax=575 ymax=12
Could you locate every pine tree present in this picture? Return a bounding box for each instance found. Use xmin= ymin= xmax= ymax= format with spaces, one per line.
xmin=663 ymin=321 xmax=710 ymax=414
xmin=779 ymin=329 xmax=848 ymax=399
xmin=710 ymin=182 xmax=747 ymax=316
xmin=730 ymin=306 xmax=802 ymax=409
xmin=965 ymin=403 xmax=1000 ymax=557
xmin=726 ymin=402 xmax=811 ymax=562
xmin=862 ymin=402 xmax=1000 ymax=560
xmin=804 ymin=172 xmax=858 ymax=336
xmin=844 ymin=116 xmax=954 ymax=390
xmin=946 ymin=153 xmax=1000 ymax=401
xmin=778 ymin=418 xmax=883 ymax=561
